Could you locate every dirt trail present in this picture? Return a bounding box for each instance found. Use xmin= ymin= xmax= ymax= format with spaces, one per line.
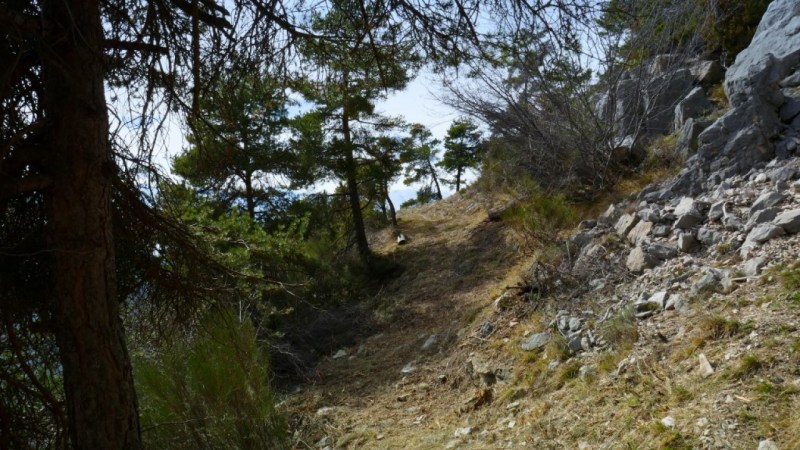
xmin=286 ymin=190 xmax=532 ymax=449
xmin=286 ymin=183 xmax=800 ymax=450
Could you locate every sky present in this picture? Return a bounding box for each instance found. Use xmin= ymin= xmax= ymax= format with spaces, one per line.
xmin=372 ymin=71 xmax=468 ymax=206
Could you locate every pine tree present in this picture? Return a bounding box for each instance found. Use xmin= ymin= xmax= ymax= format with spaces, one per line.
xmin=439 ymin=118 xmax=484 ymax=192
xmin=173 ymin=71 xmax=290 ymax=221
xmin=401 ymin=123 xmax=444 ymax=200
xmin=295 ymin=0 xmax=419 ymax=260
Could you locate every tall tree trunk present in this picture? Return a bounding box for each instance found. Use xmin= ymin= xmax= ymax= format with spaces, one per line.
xmin=344 ymin=148 xmax=371 ymax=260
xmin=341 ymin=78 xmax=371 ymax=261
xmin=427 ymin=159 xmax=443 ymax=199
xmin=42 ymin=1 xmax=142 ymax=448
xmin=455 ymin=167 xmax=462 ymax=192
xmin=378 ymin=196 xmax=388 ymax=220
xmin=385 ymin=181 xmax=398 ymax=227
xmin=244 ymin=172 xmax=256 ymax=220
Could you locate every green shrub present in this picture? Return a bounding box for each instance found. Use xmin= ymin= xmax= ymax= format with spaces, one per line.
xmin=643 ymin=133 xmax=683 ymax=171
xmin=778 ymin=263 xmax=800 ymax=300
xmin=600 ymin=308 xmax=639 ymax=350
xmin=728 ymin=354 xmax=763 ymax=380
xmin=699 ymin=0 xmax=771 ymax=64
xmin=135 ymin=309 xmax=287 ymax=449
xmin=698 ymin=316 xmax=747 ymax=341
xmin=708 ymin=83 xmax=729 ymax=109
xmin=501 ymin=191 xmax=577 ymax=237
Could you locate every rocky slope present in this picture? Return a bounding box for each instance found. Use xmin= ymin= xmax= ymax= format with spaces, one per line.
xmin=285 ymin=2 xmax=800 ymax=449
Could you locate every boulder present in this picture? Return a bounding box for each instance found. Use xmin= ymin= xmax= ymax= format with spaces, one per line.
xmin=690 ymin=60 xmax=724 ymax=86
xmin=780 ymin=96 xmax=800 ymax=123
xmin=479 ymin=321 xmax=495 ymax=338
xmin=627 ymin=246 xmax=658 ymax=273
xmin=674 ymin=87 xmax=713 ymax=131
xmin=674 ymin=212 xmax=703 ymax=229
xmin=691 ymin=271 xmax=718 ymax=295
xmin=782 ymin=71 xmax=800 ymax=87
xmin=615 ymin=213 xmax=640 ymax=237
xmin=749 ymin=191 xmax=785 ymax=215
xmin=673 ymin=197 xmax=704 ymax=228
xmin=628 ymin=220 xmax=654 ymax=244
xmin=678 ymin=232 xmax=698 ymax=252
xmin=675 ymin=118 xmax=710 ymax=158
xmin=768 ymin=166 xmax=796 ymax=182
xmin=647 ymin=291 xmax=669 ymax=309
xmin=645 ymin=69 xmax=695 ymax=134
xmin=689 ymin=0 xmax=800 ymax=181
xmin=646 ymin=243 xmax=677 ymax=261
xmin=723 ymin=213 xmax=744 ymax=231
xmin=691 ymin=268 xmax=731 ymax=295
xmin=466 ymin=354 xmax=497 ymax=386
xmin=647 ymin=54 xmax=680 ymax=77
xmin=774 ymin=209 xmax=800 ymax=233
xmin=661 ymin=166 xmax=704 ymax=199
xmin=600 ymin=203 xmax=622 ymax=225
xmin=745 ymin=207 xmax=779 ymax=231
xmin=777 ymin=134 xmax=800 ymax=158
xmin=743 ymin=257 xmax=766 ymax=277
xmin=745 ymin=223 xmax=785 ymax=244
xmin=556 ymin=316 xmax=569 ymax=331
xmin=611 ymin=79 xmax=646 ymax=137
xmin=725 ymin=0 xmax=800 ymax=109
xmin=567 ymin=335 xmax=584 ymax=353
xmin=521 ymin=333 xmax=550 ymax=351
xmin=665 ymin=294 xmax=686 ymax=310
xmin=421 ymin=335 xmax=438 ymax=350
xmin=698 ymin=353 xmax=715 ymax=378
xmin=611 ymin=135 xmax=645 ymax=164
xmin=637 ymin=207 xmax=661 ymax=223
xmin=653 ymin=225 xmax=672 ymax=237
xmin=708 ymin=200 xmax=726 ymax=222
xmin=757 ymin=440 xmax=779 ymax=450
xmin=674 ymin=197 xmax=699 ymax=216
xmin=568 ymin=230 xmax=596 ymax=251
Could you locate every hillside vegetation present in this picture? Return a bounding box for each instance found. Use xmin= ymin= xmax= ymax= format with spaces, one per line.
xmin=285 ymin=178 xmax=800 ymax=449
xmin=2 ymin=0 xmax=794 ymax=448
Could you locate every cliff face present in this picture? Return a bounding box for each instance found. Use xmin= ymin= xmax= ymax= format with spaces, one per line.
xmin=656 ymin=0 xmax=800 ymax=199
xmin=558 ymin=0 xmax=800 ymax=362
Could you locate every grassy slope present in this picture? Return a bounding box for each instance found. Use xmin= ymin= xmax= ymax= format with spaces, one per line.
xmin=285 ymin=188 xmax=800 ymax=450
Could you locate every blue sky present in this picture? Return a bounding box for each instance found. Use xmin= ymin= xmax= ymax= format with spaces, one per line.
xmin=374 ymin=71 xmax=462 ymax=206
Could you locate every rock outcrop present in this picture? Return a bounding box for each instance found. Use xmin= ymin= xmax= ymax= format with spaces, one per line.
xmin=595 ymin=61 xmax=715 ymax=146
xmin=657 ymin=0 xmax=800 ymax=199
xmin=531 ymin=0 xmax=800 ymax=358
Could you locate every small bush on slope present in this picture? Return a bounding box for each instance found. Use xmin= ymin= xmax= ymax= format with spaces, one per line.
xmin=135 ymin=309 xmax=286 ymax=449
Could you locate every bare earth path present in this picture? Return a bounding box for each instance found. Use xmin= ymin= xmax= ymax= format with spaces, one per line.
xmin=286 ymin=189 xmax=532 ymax=449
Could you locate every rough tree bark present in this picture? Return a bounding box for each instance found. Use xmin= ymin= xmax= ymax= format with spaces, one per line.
xmin=385 ymin=186 xmax=398 ymax=227
xmin=343 ymin=122 xmax=372 ymax=261
xmin=341 ymin=72 xmax=372 ymax=261
xmin=244 ymin=171 xmax=257 ymax=219
xmin=428 ymin=159 xmax=443 ymax=199
xmin=41 ymin=0 xmax=142 ymax=448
